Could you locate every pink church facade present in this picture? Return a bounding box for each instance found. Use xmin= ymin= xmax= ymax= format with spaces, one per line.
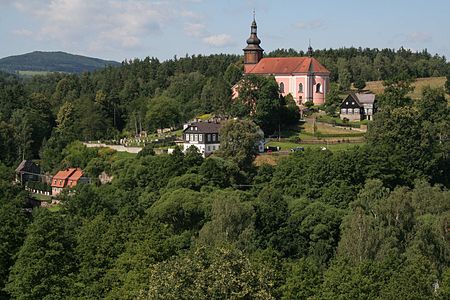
xmin=240 ymin=17 xmax=330 ymax=106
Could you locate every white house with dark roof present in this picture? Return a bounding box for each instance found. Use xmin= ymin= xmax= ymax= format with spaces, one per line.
xmin=340 ymin=93 xmax=376 ymax=121
xmin=183 ymin=122 xmax=221 ymax=157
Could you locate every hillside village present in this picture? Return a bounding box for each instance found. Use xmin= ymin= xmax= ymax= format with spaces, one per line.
xmin=0 ymin=5 xmax=450 ymax=300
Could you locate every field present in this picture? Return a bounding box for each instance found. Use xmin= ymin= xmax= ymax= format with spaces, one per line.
xmin=365 ymin=76 xmax=449 ymax=100
xmin=266 ymin=140 xmax=364 ymax=152
xmin=17 ymin=70 xmax=54 ymax=76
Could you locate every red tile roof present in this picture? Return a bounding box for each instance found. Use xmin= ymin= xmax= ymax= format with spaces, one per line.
xmin=245 ymin=57 xmax=330 ymax=75
xmin=51 ymin=168 xmax=83 ymax=188
xmin=68 ymin=169 xmax=84 ymax=187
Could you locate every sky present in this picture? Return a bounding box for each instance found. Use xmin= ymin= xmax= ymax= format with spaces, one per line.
xmin=0 ymin=0 xmax=449 ymax=62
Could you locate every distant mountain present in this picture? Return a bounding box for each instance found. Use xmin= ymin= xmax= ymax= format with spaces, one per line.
xmin=0 ymin=51 xmax=121 ymax=74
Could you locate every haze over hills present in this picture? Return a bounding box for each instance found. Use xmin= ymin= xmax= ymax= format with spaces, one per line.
xmin=0 ymin=51 xmax=121 ymax=74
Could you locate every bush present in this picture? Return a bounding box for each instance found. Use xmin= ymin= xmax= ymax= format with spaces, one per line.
xmin=26 ymin=181 xmax=51 ymax=192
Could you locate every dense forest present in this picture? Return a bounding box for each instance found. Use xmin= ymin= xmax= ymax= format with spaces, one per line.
xmin=0 ymin=47 xmax=449 ymax=299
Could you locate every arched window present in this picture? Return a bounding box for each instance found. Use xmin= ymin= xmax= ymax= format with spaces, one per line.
xmin=316 ymin=83 xmax=322 ymax=93
xmin=279 ymin=82 xmax=285 ymax=93
xmin=298 ymin=83 xmax=303 ymax=93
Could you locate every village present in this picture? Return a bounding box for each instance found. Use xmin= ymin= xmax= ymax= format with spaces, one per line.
xmin=1 ymin=1 xmax=449 ymax=299
xmin=11 ymin=17 xmax=379 ymax=205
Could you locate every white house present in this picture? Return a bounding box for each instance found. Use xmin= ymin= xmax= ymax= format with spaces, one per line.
xmin=183 ymin=122 xmax=221 ymax=157
xmin=340 ymin=93 xmax=376 ymax=121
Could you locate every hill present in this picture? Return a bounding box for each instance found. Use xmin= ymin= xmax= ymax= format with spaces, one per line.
xmin=364 ymin=77 xmax=449 ymax=100
xmin=0 ymin=51 xmax=120 ymax=74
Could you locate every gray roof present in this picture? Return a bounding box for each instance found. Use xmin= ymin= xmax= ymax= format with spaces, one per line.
xmin=354 ymin=93 xmax=376 ymax=104
xmin=15 ymin=160 xmax=40 ymax=174
xmin=183 ymin=122 xmax=221 ymax=134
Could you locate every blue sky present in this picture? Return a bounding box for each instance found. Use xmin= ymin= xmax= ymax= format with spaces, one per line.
xmin=0 ymin=0 xmax=449 ymax=62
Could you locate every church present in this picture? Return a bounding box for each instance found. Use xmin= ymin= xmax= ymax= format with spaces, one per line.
xmin=241 ymin=16 xmax=330 ymax=106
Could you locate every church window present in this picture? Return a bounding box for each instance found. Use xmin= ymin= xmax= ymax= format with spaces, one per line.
xmin=298 ymin=83 xmax=303 ymax=93
xmin=279 ymin=82 xmax=285 ymax=93
xmin=316 ymin=83 xmax=322 ymax=93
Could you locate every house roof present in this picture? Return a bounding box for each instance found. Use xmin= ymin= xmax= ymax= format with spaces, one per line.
xmin=183 ymin=122 xmax=221 ymax=134
xmin=68 ymin=169 xmax=83 ymax=182
xmin=15 ymin=160 xmax=40 ymax=174
xmin=245 ymin=57 xmax=330 ymax=75
xmin=341 ymin=93 xmax=376 ymax=108
xmin=354 ymin=93 xmax=376 ymax=104
xmin=51 ymin=168 xmax=77 ymax=188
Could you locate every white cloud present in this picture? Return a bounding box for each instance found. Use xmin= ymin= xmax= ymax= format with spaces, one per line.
xmin=404 ymin=32 xmax=432 ymax=44
xmin=296 ymin=19 xmax=325 ymax=30
xmin=184 ymin=22 xmax=206 ymax=37
xmin=12 ymin=28 xmax=33 ymax=37
xmin=11 ymin=0 xmax=174 ymax=52
xmin=202 ymin=34 xmax=234 ymax=47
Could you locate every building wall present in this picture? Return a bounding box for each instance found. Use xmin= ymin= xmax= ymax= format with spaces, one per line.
xmin=183 ymin=142 xmax=220 ymax=157
xmin=274 ymin=74 xmax=329 ymax=105
xmin=340 ymin=112 xmax=362 ymax=122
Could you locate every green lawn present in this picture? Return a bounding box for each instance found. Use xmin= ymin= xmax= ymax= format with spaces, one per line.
xmin=32 ymin=193 xmax=52 ymax=201
xmin=266 ymin=141 xmax=364 ymax=152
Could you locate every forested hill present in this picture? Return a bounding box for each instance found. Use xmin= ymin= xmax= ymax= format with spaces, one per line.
xmin=0 ymin=51 xmax=120 ymax=74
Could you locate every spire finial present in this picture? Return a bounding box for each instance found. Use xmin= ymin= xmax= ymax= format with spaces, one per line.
xmin=253 ymin=9 xmax=255 ymax=21
xmin=307 ymin=39 xmax=313 ymax=57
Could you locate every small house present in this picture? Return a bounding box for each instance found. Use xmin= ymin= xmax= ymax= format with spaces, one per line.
xmin=51 ymin=168 xmax=89 ymax=196
xmin=15 ymin=160 xmax=41 ymax=184
xmin=183 ymin=122 xmax=221 ymax=157
xmin=340 ymin=93 xmax=376 ymax=121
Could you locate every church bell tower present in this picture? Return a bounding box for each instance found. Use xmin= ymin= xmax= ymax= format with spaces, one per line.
xmin=243 ymin=12 xmax=263 ymax=73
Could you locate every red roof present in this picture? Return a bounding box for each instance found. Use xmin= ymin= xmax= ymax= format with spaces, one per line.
xmin=67 ymin=169 xmax=83 ymax=187
xmin=51 ymin=168 xmax=83 ymax=188
xmin=245 ymin=57 xmax=330 ymax=75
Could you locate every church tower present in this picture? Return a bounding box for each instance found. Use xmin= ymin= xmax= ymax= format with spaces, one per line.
xmin=243 ymin=13 xmax=263 ymax=73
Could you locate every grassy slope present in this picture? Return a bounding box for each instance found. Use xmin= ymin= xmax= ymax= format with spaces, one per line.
xmin=365 ymin=77 xmax=449 ymax=100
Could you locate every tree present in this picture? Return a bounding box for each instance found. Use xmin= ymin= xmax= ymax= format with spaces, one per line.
xmin=198 ymin=190 xmax=255 ymax=249
xmin=446 ymin=75 xmax=450 ymax=94
xmin=200 ymin=77 xmax=231 ymax=114
xmin=218 ymin=119 xmax=263 ymax=169
xmin=0 ymin=192 xmax=28 ymax=298
xmin=377 ymin=79 xmax=413 ymax=110
xmin=146 ymin=95 xmax=181 ymax=131
xmin=224 ymin=63 xmax=243 ymax=86
xmin=324 ymin=83 xmax=341 ymax=116
xmin=144 ymin=247 xmax=276 ymax=299
xmin=353 ymin=78 xmax=366 ymax=90
xmin=281 ymin=258 xmax=324 ymax=300
xmin=233 ymin=75 xmax=282 ymax=133
xmin=337 ymin=58 xmax=351 ymax=91
xmin=6 ymin=209 xmax=76 ymax=299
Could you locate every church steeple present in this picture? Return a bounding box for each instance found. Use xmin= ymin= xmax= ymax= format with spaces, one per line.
xmin=243 ymin=11 xmax=263 ymax=73
xmin=307 ymin=39 xmax=313 ymax=57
